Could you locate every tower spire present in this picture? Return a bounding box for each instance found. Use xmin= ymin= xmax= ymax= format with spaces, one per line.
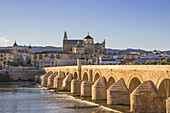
xmin=64 ymin=31 xmax=67 ymax=40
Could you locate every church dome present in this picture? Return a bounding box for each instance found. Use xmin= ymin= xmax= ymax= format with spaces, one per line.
xmin=84 ymin=34 xmax=93 ymax=39
xmin=28 ymin=44 xmax=32 ymax=49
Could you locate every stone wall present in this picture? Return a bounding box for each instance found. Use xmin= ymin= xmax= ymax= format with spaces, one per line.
xmin=7 ymin=70 xmax=42 ymax=81
xmin=56 ymin=59 xmax=92 ymax=66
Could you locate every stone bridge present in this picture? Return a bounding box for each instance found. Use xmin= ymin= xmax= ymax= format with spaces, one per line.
xmin=42 ymin=61 xmax=170 ymax=112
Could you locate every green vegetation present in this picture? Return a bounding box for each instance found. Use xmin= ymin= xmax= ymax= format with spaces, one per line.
xmin=22 ymin=64 xmax=33 ymax=66
xmin=146 ymin=60 xmax=150 ymax=65
xmin=145 ymin=57 xmax=170 ymax=65
xmin=47 ymin=86 xmax=55 ymax=90
xmin=85 ymin=56 xmax=88 ymax=64
xmin=65 ymin=104 xmax=99 ymax=109
xmin=0 ymin=65 xmax=2 ymax=70
xmin=161 ymin=57 xmax=170 ymax=65
xmin=73 ymin=104 xmax=77 ymax=108
xmin=7 ymin=62 xmax=33 ymax=67
xmin=0 ymin=71 xmax=10 ymax=82
xmin=56 ymin=86 xmax=66 ymax=91
xmin=132 ymin=60 xmax=137 ymax=65
xmin=93 ymin=52 xmax=96 ymax=57
xmin=150 ymin=60 xmax=157 ymax=65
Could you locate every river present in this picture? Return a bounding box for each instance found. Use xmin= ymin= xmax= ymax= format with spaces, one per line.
xmin=0 ymin=82 xmax=113 ymax=113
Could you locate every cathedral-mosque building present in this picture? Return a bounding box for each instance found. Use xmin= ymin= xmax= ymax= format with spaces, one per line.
xmin=31 ymin=31 xmax=106 ymax=68
xmin=63 ymin=32 xmax=106 ymax=55
xmin=62 ymin=31 xmax=106 ymax=55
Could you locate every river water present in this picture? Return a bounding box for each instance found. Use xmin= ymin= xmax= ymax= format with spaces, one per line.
xmin=0 ymin=82 xmax=112 ymax=113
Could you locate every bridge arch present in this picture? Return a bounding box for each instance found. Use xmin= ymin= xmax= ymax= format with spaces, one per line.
xmin=93 ymin=70 xmax=102 ymax=82
xmin=73 ymin=71 xmax=78 ymax=79
xmin=128 ymin=77 xmax=141 ymax=93
xmin=158 ymin=78 xmax=170 ymax=98
xmin=93 ymin=69 xmax=102 ymax=82
xmin=156 ymin=72 xmax=169 ymax=89
xmin=107 ymin=76 xmax=116 ymax=88
xmin=65 ymin=68 xmax=70 ymax=76
xmin=59 ymin=71 xmax=61 ymax=74
xmin=156 ymin=72 xmax=170 ymax=102
xmin=82 ymin=72 xmax=88 ymax=81
xmin=127 ymin=73 xmax=143 ymax=93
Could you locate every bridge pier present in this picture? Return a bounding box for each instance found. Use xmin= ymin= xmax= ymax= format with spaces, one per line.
xmin=166 ymin=97 xmax=170 ymax=113
xmin=41 ymin=71 xmax=53 ymax=87
xmin=88 ymin=70 xmax=93 ymax=81
xmin=35 ymin=75 xmax=41 ymax=83
xmin=107 ymin=78 xmax=129 ymax=105
xmin=130 ymin=80 xmax=165 ymax=113
xmin=81 ymin=81 xmax=93 ymax=97
xmin=71 ymin=79 xmax=82 ymax=94
xmin=62 ymin=73 xmax=73 ymax=91
xmin=54 ymin=72 xmax=65 ymax=89
xmin=92 ymin=76 xmax=107 ymax=100
xmin=47 ymin=72 xmax=58 ymax=87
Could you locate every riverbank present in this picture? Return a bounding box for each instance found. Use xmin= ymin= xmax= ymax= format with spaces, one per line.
xmin=41 ymin=86 xmax=130 ymax=113
xmin=0 ymin=82 xmax=118 ymax=113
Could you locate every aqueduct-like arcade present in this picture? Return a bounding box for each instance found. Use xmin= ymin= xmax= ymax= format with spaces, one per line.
xmin=42 ymin=63 xmax=170 ymax=112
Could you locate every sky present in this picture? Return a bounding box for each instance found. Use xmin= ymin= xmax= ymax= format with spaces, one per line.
xmin=0 ymin=0 xmax=170 ymax=51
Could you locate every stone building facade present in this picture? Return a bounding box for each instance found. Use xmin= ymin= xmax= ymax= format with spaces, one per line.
xmin=0 ymin=32 xmax=106 ymax=69
xmin=31 ymin=32 xmax=106 ymax=68
xmin=0 ymin=41 xmax=32 ymax=68
xmin=63 ymin=31 xmax=106 ymax=56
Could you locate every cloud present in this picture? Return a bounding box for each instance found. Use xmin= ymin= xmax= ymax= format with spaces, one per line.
xmin=0 ymin=36 xmax=10 ymax=46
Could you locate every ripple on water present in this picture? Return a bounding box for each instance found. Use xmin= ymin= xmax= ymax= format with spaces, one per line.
xmin=0 ymin=83 xmax=113 ymax=113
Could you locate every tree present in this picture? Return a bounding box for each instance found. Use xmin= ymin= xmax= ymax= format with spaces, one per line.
xmin=102 ymin=54 xmax=105 ymax=58
xmin=129 ymin=62 xmax=132 ymax=65
xmin=146 ymin=60 xmax=150 ymax=65
xmin=0 ymin=65 xmax=2 ymax=70
xmin=93 ymin=52 xmax=96 ymax=57
xmin=164 ymin=57 xmax=169 ymax=64
xmin=85 ymin=56 xmax=89 ymax=65
xmin=150 ymin=60 xmax=156 ymax=65
xmin=161 ymin=57 xmax=169 ymax=65
xmin=132 ymin=60 xmax=137 ymax=65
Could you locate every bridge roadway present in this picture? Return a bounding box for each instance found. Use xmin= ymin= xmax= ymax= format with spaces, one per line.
xmin=42 ymin=64 xmax=170 ymax=112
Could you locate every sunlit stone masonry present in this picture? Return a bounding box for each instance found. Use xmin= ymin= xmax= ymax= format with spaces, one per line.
xmin=92 ymin=76 xmax=107 ymax=100
xmin=47 ymin=72 xmax=58 ymax=87
xmin=41 ymin=71 xmax=53 ymax=87
xmin=62 ymin=73 xmax=73 ymax=91
xmin=167 ymin=97 xmax=170 ymax=113
xmin=130 ymin=80 xmax=164 ymax=113
xmin=71 ymin=79 xmax=82 ymax=94
xmin=107 ymin=78 xmax=130 ymax=105
xmin=54 ymin=72 xmax=65 ymax=89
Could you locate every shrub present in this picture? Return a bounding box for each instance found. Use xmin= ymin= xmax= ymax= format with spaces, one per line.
xmin=0 ymin=71 xmax=10 ymax=82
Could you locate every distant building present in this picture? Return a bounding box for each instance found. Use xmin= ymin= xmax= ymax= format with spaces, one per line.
xmin=99 ymin=56 xmax=121 ymax=65
xmin=31 ymin=32 xmax=106 ymax=68
xmin=0 ymin=41 xmax=32 ymax=68
xmin=63 ymin=31 xmax=106 ymax=56
xmin=1 ymin=32 xmax=106 ymax=69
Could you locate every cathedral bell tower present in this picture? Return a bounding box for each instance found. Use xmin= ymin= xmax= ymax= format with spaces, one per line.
xmin=64 ymin=31 xmax=67 ymax=40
